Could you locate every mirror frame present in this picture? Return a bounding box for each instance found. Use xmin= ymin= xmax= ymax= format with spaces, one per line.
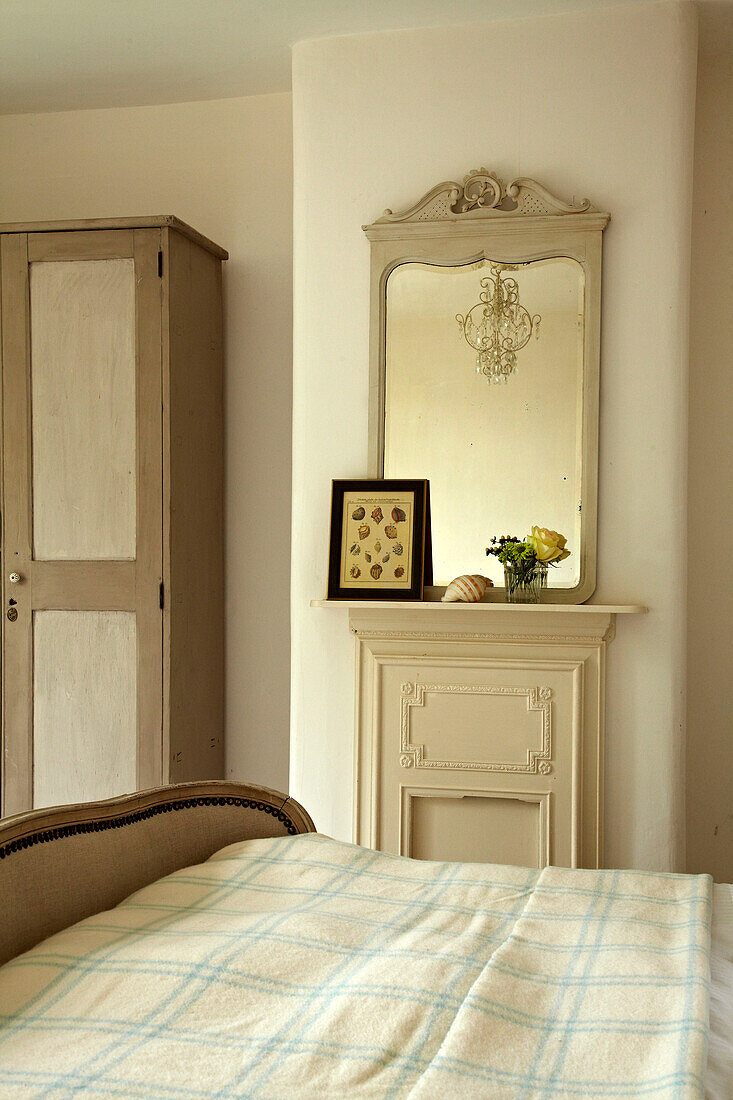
xmin=363 ymin=170 xmax=609 ymax=603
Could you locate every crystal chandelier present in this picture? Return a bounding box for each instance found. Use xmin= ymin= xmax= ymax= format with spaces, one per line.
xmin=456 ymin=263 xmax=540 ymax=384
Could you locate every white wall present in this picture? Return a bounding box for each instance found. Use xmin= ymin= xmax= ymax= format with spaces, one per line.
xmin=290 ymin=2 xmax=698 ymax=870
xmin=687 ymin=45 xmax=733 ymax=884
xmin=0 ymin=93 xmax=294 ymax=792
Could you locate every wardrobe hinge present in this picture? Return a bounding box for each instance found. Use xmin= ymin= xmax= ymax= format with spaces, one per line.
xmin=157 ymin=250 xmax=163 ymax=278
xmin=159 ymin=582 xmax=165 ymax=610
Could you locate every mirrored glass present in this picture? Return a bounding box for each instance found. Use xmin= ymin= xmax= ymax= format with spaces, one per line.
xmin=384 ymin=257 xmax=584 ymax=587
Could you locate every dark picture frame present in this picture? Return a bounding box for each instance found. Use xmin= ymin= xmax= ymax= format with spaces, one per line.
xmin=327 ymin=479 xmax=429 ymax=600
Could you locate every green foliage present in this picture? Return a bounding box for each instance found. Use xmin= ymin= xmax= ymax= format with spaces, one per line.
xmin=486 ymin=531 xmax=569 ymax=597
xmin=485 ymin=536 xmax=539 ymax=584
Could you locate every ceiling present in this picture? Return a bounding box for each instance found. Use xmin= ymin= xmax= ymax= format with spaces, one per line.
xmin=1 ymin=0 xmax=729 ymax=116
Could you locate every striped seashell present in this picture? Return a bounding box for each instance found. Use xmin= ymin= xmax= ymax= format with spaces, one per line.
xmin=441 ymin=574 xmax=492 ymax=603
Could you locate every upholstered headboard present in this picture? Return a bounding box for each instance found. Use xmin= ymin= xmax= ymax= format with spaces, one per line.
xmin=0 ymin=781 xmax=315 ymax=966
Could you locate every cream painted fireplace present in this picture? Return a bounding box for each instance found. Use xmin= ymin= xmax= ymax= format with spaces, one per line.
xmin=314 ymin=601 xmax=644 ymax=869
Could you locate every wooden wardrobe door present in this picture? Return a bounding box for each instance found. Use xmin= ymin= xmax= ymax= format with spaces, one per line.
xmin=0 ymin=229 xmax=163 ymax=815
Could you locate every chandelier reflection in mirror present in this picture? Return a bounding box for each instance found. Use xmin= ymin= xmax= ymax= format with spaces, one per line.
xmin=456 ymin=263 xmax=541 ymax=384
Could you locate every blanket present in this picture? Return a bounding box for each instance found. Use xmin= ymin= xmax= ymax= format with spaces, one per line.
xmin=0 ymin=833 xmax=712 ymax=1098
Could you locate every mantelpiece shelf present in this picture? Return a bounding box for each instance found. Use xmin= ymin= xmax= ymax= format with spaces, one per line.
xmin=311 ymin=600 xmax=646 ymax=614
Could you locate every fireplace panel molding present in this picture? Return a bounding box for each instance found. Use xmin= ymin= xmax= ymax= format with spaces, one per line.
xmin=311 ymin=601 xmax=645 ymax=870
xmin=399 ymin=680 xmax=553 ymax=772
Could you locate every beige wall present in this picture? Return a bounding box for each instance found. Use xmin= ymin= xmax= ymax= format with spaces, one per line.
xmin=0 ymin=93 xmax=294 ymax=793
xmin=290 ymin=2 xmax=698 ymax=870
xmin=686 ymin=46 xmax=733 ymax=883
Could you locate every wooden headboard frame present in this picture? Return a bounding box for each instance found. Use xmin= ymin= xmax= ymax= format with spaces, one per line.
xmin=0 ymin=780 xmax=316 ymax=966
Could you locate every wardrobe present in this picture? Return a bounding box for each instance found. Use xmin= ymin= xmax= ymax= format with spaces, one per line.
xmin=0 ymin=217 xmax=226 ymax=816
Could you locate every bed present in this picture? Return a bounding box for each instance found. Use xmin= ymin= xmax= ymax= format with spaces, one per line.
xmin=0 ymin=782 xmax=730 ymax=1098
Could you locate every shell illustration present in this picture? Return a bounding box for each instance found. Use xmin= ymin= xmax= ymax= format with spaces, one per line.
xmin=371 ymin=507 xmax=383 ymax=524
xmin=441 ymin=574 xmax=493 ymax=603
xmin=393 ymin=542 xmax=403 ymax=556
xmin=382 ymin=554 xmax=390 ymax=563
xmin=384 ymin=524 xmax=398 ymax=539
xmin=394 ymin=566 xmax=405 ymax=579
xmin=370 ymin=563 xmax=383 ymax=580
xmin=391 ymin=506 xmax=406 ymax=523
xmin=374 ymin=540 xmax=381 ymax=554
xmin=349 ymin=543 xmax=360 ymax=556
xmin=350 ymin=565 xmax=361 ymax=579
xmin=358 ymin=524 xmax=370 ymax=540
xmin=365 ymin=552 xmax=372 ymax=563
xmin=352 ymin=506 xmax=365 ymax=521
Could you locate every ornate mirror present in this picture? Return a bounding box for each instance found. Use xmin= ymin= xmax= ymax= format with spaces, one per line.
xmin=363 ymin=170 xmax=609 ymax=602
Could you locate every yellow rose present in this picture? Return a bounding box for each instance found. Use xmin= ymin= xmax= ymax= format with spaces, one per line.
xmin=527 ymin=526 xmax=570 ymax=563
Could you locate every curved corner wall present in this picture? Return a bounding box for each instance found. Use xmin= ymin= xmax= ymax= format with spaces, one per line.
xmin=290 ymin=2 xmax=698 ymax=870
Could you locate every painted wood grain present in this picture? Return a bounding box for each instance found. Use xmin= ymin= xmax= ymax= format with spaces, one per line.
xmin=32 ymin=610 xmax=137 ymax=809
xmin=30 ymin=258 xmax=136 ymax=561
xmin=28 ymin=230 xmax=134 ymax=262
xmin=0 ymin=217 xmax=228 ymax=260
xmin=163 ymin=227 xmax=224 ymax=783
xmin=132 ymin=229 xmax=164 ymax=791
xmin=1 ymin=219 xmax=225 ymax=816
xmin=0 ymin=233 xmax=34 ymax=814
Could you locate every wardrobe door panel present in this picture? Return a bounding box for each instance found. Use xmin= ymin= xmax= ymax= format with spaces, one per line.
xmin=32 ymin=611 xmax=137 ymax=808
xmin=30 ymin=258 xmax=137 ymax=561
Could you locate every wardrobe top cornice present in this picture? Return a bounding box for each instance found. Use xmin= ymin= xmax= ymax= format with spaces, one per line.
xmin=0 ymin=216 xmax=228 ymax=260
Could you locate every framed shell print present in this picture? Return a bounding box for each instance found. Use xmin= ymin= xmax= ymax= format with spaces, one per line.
xmin=327 ymin=480 xmax=429 ymax=600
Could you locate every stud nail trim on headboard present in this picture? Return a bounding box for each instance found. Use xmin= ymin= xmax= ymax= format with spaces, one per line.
xmin=0 ymin=795 xmax=298 ymax=860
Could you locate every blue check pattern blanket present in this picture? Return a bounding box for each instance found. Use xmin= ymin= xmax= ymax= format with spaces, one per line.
xmin=0 ymin=833 xmax=712 ymax=1098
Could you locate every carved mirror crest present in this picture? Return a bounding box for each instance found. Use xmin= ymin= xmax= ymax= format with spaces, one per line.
xmin=363 ymin=170 xmax=609 ymax=603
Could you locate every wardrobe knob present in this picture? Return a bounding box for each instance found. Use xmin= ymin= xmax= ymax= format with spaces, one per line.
xmin=8 ymin=572 xmax=22 ymax=584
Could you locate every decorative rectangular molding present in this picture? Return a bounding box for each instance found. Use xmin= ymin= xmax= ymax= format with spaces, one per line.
xmin=362 ymin=653 xmax=583 ymax=868
xmin=342 ymin=603 xmax=638 ymax=870
xmin=399 ymin=681 xmax=553 ymax=773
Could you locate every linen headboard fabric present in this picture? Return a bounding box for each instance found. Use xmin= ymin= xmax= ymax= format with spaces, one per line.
xmin=0 ymin=780 xmax=315 ymax=965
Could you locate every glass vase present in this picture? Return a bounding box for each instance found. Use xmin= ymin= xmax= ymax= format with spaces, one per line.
xmin=503 ymin=561 xmax=548 ymax=603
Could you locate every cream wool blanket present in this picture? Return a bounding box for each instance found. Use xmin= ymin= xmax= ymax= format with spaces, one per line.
xmin=0 ymin=833 xmax=711 ymax=1098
